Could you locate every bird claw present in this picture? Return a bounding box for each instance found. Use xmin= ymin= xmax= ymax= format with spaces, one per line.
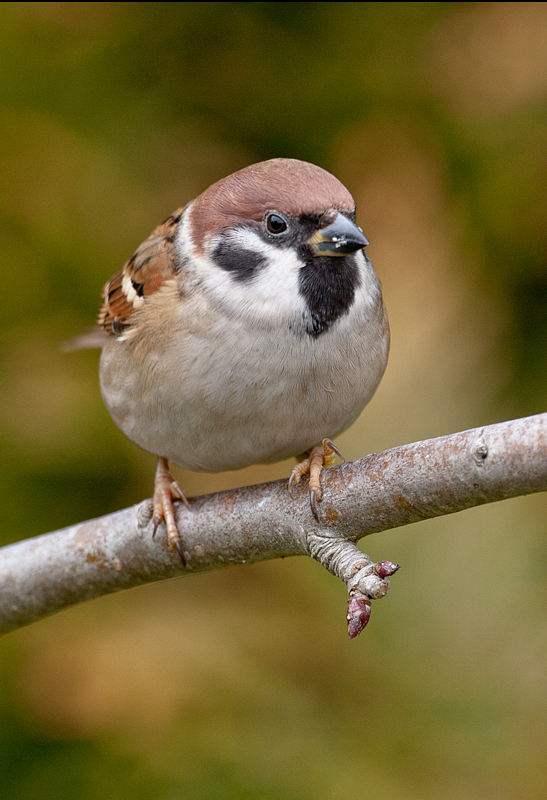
xmin=174 ymin=539 xmax=186 ymax=565
xmin=289 ymin=438 xmax=343 ymax=520
xmin=153 ymin=456 xmax=189 ymax=564
xmin=171 ymin=480 xmax=190 ymax=507
xmin=151 ymin=514 xmax=161 ymax=539
xmin=288 ymin=464 xmax=306 ymax=497
xmin=309 ymin=487 xmax=320 ymax=522
xmin=323 ymin=438 xmax=345 ymax=463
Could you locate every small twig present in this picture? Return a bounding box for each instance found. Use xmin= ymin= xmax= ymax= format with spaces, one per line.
xmin=1 ymin=412 xmax=547 ymax=636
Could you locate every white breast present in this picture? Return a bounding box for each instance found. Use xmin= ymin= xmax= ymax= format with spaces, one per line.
xmin=99 ymin=249 xmax=389 ymax=472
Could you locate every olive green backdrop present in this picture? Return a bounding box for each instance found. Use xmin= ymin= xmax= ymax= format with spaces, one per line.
xmin=1 ymin=3 xmax=547 ymax=798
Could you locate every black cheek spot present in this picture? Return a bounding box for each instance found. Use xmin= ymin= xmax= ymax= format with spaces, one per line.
xmin=212 ymin=241 xmax=266 ymax=282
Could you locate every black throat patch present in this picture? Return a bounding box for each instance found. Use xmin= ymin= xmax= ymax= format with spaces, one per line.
xmin=298 ymin=252 xmax=361 ymax=337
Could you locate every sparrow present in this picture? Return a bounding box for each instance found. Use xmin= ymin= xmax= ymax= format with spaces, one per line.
xmin=94 ymin=158 xmax=389 ymax=562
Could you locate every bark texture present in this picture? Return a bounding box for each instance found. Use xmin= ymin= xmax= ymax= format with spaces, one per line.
xmin=1 ymin=412 xmax=546 ymax=635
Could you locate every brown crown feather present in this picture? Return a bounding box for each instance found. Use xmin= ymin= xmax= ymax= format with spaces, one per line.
xmin=188 ymin=158 xmax=355 ymax=253
xmin=99 ymin=160 xmax=355 ymax=333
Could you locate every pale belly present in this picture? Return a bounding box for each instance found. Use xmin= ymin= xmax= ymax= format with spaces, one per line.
xmin=99 ymin=305 xmax=389 ymax=472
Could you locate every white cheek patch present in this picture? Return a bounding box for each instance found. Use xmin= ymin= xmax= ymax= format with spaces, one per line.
xmin=353 ymin=249 xmax=383 ymax=309
xmin=176 ymin=214 xmax=306 ymax=326
xmin=223 ymin=227 xmax=305 ymax=317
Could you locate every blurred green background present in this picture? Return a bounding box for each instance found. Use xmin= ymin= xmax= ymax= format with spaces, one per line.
xmin=1 ymin=2 xmax=547 ymax=798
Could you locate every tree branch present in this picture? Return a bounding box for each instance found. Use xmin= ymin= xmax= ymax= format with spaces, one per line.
xmin=1 ymin=412 xmax=547 ymax=636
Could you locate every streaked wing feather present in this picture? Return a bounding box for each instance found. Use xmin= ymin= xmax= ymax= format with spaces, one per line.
xmin=98 ymin=207 xmax=186 ymax=335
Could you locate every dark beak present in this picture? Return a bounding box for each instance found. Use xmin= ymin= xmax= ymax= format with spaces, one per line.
xmin=307 ymin=212 xmax=369 ymax=257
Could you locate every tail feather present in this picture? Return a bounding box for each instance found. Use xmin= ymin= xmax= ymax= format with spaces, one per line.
xmin=61 ymin=329 xmax=109 ymax=351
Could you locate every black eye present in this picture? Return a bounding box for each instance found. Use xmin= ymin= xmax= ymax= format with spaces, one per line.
xmin=265 ymin=212 xmax=289 ymax=235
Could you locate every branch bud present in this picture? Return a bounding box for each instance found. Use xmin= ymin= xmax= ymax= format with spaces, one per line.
xmin=373 ymin=561 xmax=400 ymax=578
xmin=346 ymin=596 xmax=371 ymax=638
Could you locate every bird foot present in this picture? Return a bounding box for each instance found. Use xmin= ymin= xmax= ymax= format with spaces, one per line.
xmin=288 ymin=438 xmax=344 ymax=520
xmin=152 ymin=456 xmax=189 ymax=564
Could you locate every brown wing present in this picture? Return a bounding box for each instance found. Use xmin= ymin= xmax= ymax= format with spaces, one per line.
xmin=98 ymin=207 xmax=186 ymax=336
